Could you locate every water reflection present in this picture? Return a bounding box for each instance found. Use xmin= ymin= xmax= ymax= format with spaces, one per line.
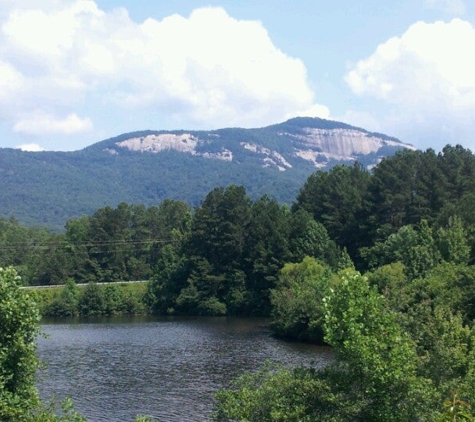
xmin=38 ymin=316 xmax=332 ymax=421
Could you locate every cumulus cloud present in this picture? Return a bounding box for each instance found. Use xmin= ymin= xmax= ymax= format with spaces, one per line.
xmin=0 ymin=1 xmax=326 ymax=135
xmin=345 ymin=19 xmax=475 ymax=148
xmin=13 ymin=112 xmax=93 ymax=135
xmin=15 ymin=143 xmax=45 ymax=152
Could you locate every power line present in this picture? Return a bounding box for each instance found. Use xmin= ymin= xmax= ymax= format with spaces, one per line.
xmin=0 ymin=238 xmax=180 ymax=251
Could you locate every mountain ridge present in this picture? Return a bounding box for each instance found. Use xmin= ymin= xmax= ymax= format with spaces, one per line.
xmin=85 ymin=116 xmax=415 ymax=170
xmin=0 ymin=117 xmax=415 ymax=230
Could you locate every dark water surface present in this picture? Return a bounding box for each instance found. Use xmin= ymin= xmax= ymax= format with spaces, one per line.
xmin=38 ymin=316 xmax=331 ymax=421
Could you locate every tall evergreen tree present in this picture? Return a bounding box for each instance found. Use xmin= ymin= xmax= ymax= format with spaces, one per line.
xmin=244 ymin=196 xmax=291 ymax=314
xmin=294 ymin=162 xmax=370 ymax=262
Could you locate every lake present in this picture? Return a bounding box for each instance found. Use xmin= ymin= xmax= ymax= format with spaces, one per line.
xmin=37 ymin=316 xmax=332 ymax=421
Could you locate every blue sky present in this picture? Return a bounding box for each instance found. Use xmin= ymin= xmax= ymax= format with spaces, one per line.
xmin=0 ymin=0 xmax=474 ymax=151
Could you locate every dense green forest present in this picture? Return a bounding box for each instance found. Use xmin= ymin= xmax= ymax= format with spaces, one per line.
xmin=3 ymin=144 xmax=475 ymax=419
xmin=3 ymin=145 xmax=475 ymax=315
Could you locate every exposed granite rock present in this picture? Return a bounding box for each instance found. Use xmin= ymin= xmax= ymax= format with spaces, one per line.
xmin=109 ymin=117 xmax=415 ymax=171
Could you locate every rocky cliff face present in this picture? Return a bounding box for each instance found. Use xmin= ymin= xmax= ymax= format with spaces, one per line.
xmin=286 ymin=127 xmax=416 ymax=168
xmin=116 ymin=133 xmax=234 ymax=161
xmin=106 ymin=117 xmax=415 ymax=171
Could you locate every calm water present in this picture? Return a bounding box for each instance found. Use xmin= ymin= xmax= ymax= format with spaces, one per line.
xmin=37 ymin=316 xmax=332 ymax=421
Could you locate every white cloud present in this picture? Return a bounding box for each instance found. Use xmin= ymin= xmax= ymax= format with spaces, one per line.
xmin=15 ymin=143 xmax=45 ymax=152
xmin=0 ymin=2 xmax=325 ymax=134
xmin=345 ymin=19 xmax=475 ymax=149
xmin=424 ymin=0 xmax=466 ymax=15
xmin=13 ymin=112 xmax=93 ymax=135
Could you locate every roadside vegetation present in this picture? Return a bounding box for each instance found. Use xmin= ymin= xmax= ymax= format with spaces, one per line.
xmin=32 ymin=281 xmax=147 ymax=317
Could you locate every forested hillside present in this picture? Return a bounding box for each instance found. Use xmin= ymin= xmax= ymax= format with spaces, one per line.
xmin=0 ymin=117 xmax=412 ymax=230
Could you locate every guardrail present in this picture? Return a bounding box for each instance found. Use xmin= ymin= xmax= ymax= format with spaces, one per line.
xmin=21 ymin=280 xmax=149 ymax=289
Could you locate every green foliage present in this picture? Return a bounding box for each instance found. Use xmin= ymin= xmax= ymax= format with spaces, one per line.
xmin=294 ymin=162 xmax=370 ymax=262
xmin=103 ymin=284 xmax=126 ymax=315
xmin=145 ymin=244 xmax=186 ymax=314
xmin=270 ymin=257 xmax=334 ymax=343
xmin=28 ymin=398 xmax=86 ymax=422
xmin=45 ymin=279 xmax=80 ymax=317
xmin=133 ymin=416 xmax=153 ymax=422
xmin=361 ymin=220 xmax=441 ymax=279
xmin=244 ymin=196 xmax=292 ymax=314
xmin=0 ymin=267 xmax=41 ymax=419
xmin=36 ymin=282 xmax=147 ymax=317
xmin=367 ymin=149 xmax=434 ymax=241
xmin=367 ymin=262 xmax=409 ymax=311
xmin=437 ymin=216 xmax=471 ymax=265
xmin=0 ymin=268 xmax=86 ymax=421
xmin=323 ymin=270 xmax=433 ymax=421
xmin=215 ymin=269 xmax=442 ymax=422
xmin=214 ymin=363 xmax=332 ymax=422
xmin=78 ymin=281 xmax=105 ymax=316
xmin=404 ymin=304 xmax=475 ymax=392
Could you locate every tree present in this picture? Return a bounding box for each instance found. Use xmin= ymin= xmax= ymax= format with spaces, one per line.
xmin=438 ymin=145 xmax=475 ymax=203
xmin=270 ymin=257 xmax=334 ymax=343
xmin=294 ymin=162 xmax=370 ymax=261
xmin=78 ymin=281 xmax=105 ymax=316
xmin=288 ymin=209 xmax=331 ymax=263
xmin=45 ymin=278 xmax=80 ymax=317
xmin=367 ymin=262 xmax=409 ymax=312
xmin=244 ymin=196 xmax=291 ymax=314
xmin=361 ymin=221 xmax=440 ymax=279
xmin=103 ymin=284 xmax=126 ymax=315
xmin=187 ymin=185 xmax=251 ymax=276
xmin=30 ymin=234 xmax=73 ymax=286
xmin=367 ymin=149 xmax=426 ymax=241
xmin=0 ymin=267 xmax=40 ymax=419
xmin=437 ymin=216 xmax=471 ymax=265
xmin=146 ymin=199 xmax=191 ymax=271
xmin=323 ymin=270 xmax=433 ymax=421
xmin=184 ymin=186 xmax=252 ymax=313
xmin=214 ymin=363 xmax=328 ymax=422
xmin=215 ymin=269 xmax=436 ymax=421
xmin=87 ymin=203 xmax=134 ymax=282
xmin=146 ymin=243 xmax=187 ymax=314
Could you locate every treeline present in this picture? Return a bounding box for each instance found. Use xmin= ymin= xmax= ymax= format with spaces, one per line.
xmin=0 ymin=199 xmax=192 ymax=285
xmin=294 ymin=144 xmax=475 ymax=267
xmin=35 ymin=280 xmax=147 ymax=317
xmin=2 ymin=144 xmax=475 ymax=317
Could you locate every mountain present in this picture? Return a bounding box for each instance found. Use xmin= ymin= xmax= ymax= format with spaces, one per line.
xmin=0 ymin=117 xmax=415 ymax=230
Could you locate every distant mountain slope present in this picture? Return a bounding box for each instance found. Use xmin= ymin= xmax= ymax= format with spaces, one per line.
xmin=0 ymin=117 xmax=414 ymax=230
xmin=88 ymin=117 xmax=414 ymax=170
